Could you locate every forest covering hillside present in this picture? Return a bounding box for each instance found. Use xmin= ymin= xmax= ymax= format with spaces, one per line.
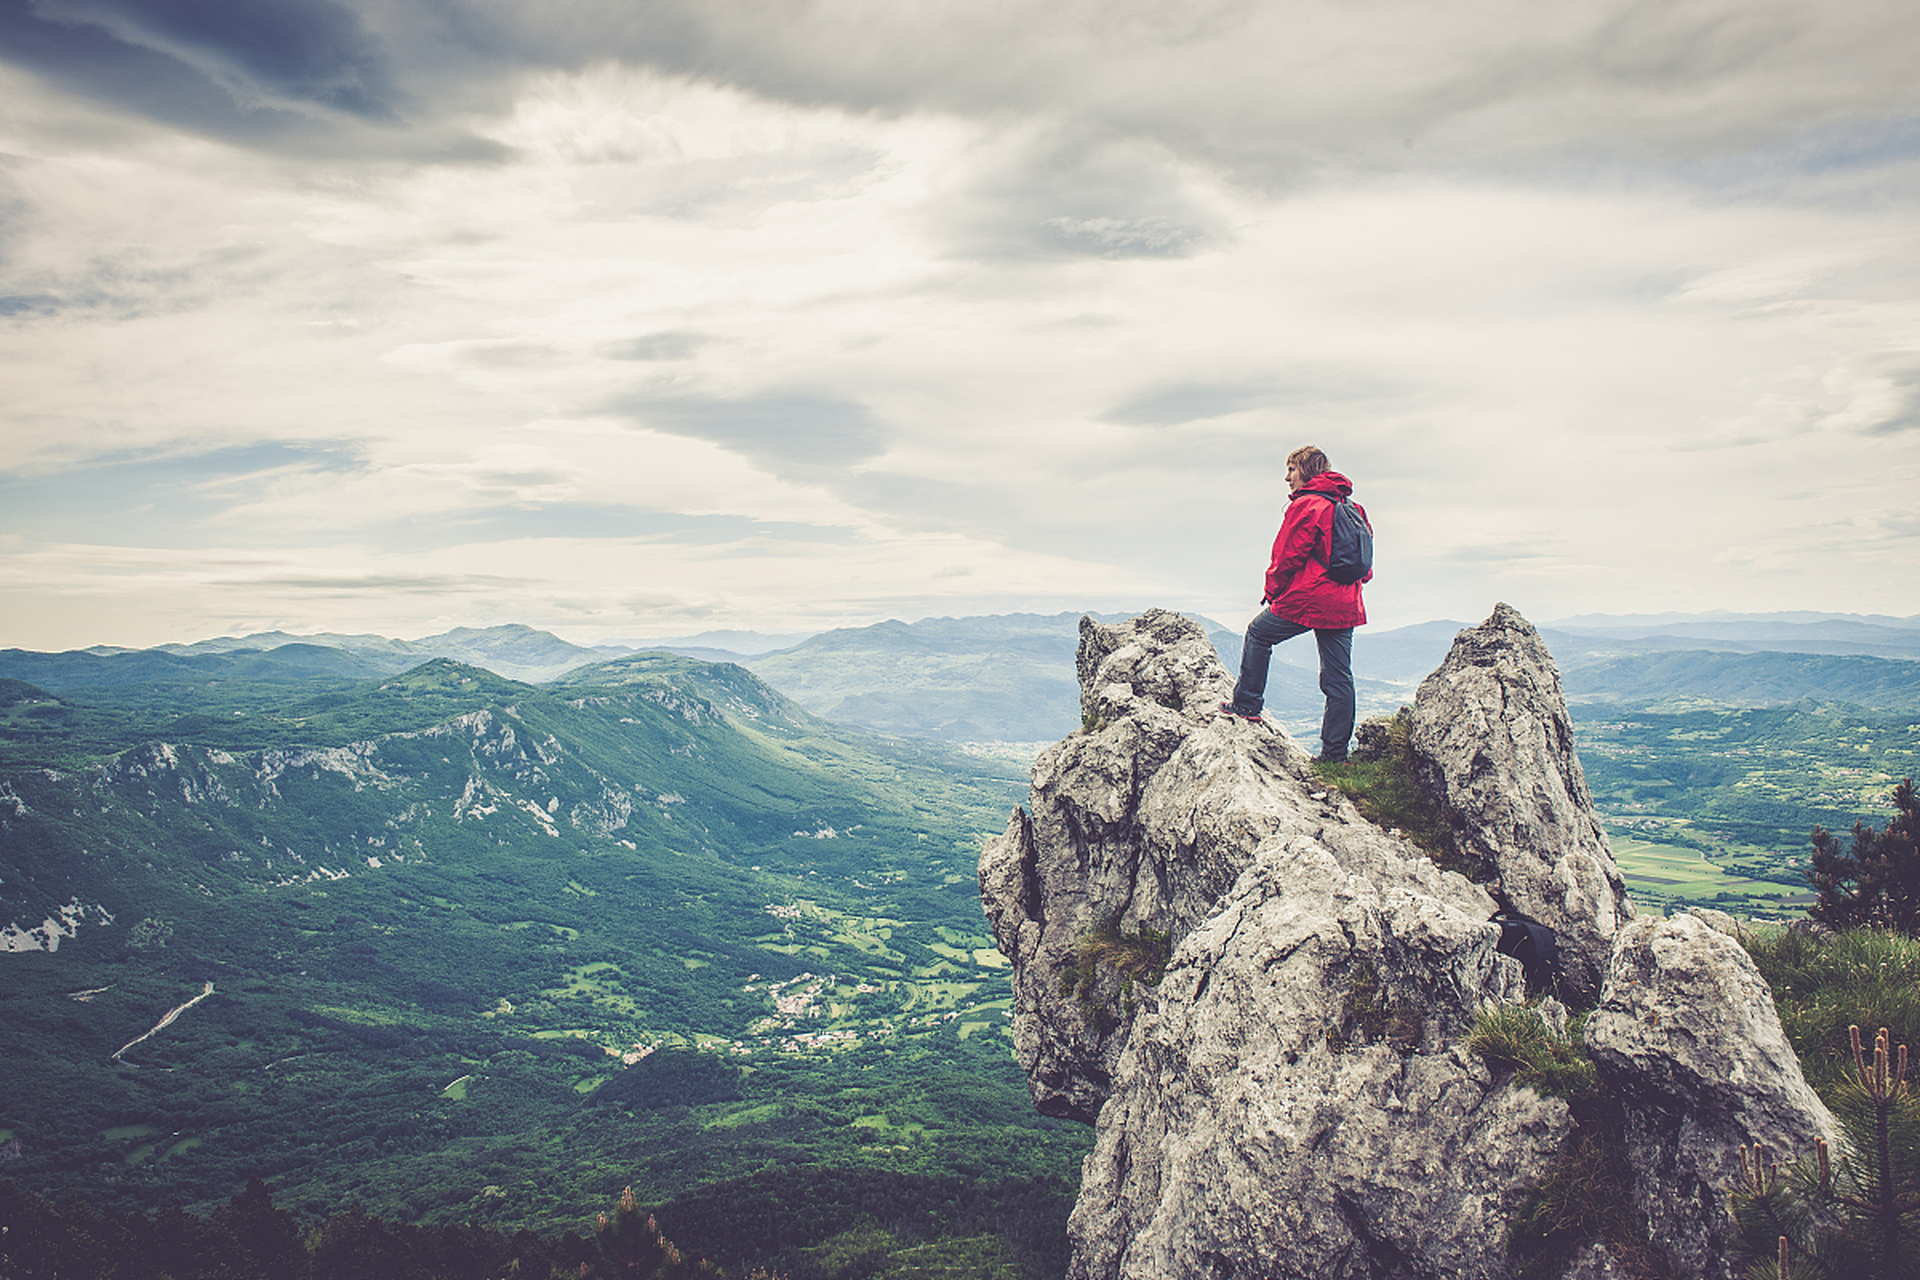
xmin=0 ymin=654 xmax=1084 ymax=1277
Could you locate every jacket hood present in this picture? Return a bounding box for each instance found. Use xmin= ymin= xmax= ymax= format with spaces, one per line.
xmin=1295 ymin=470 xmax=1353 ymax=499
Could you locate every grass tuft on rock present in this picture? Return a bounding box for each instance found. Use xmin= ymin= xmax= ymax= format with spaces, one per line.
xmin=1464 ymin=1003 xmax=1669 ymax=1278
xmin=1465 ymin=1003 xmax=1599 ymax=1103
xmin=1061 ymin=917 xmax=1172 ymax=1026
xmin=1311 ymin=709 xmax=1481 ymax=878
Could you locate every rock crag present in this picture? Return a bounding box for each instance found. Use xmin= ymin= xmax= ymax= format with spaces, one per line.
xmin=1408 ymin=603 xmax=1632 ymax=1004
xmin=980 ymin=605 xmax=1836 ymax=1280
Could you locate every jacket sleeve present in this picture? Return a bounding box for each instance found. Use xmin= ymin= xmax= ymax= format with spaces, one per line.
xmin=1263 ymin=500 xmax=1323 ymax=602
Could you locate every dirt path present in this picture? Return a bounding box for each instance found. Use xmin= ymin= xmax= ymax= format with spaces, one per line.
xmin=112 ymin=982 xmax=215 ymax=1063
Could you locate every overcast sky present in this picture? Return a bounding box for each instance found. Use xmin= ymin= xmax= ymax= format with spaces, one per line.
xmin=3 ymin=0 xmax=1918 ymax=650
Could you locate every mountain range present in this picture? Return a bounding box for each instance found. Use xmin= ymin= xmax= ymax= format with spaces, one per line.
xmin=9 ymin=610 xmax=1920 ymax=746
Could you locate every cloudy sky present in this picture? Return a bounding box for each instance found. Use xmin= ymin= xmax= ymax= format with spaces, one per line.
xmin=3 ymin=0 xmax=1918 ymax=651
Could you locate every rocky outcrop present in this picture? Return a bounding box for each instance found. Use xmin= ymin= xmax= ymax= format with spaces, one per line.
xmin=1408 ymin=604 xmax=1632 ymax=1004
xmin=1586 ymin=913 xmax=1839 ymax=1280
xmin=982 ymin=609 xmax=1565 ymax=1276
xmin=982 ymin=605 xmax=1838 ymax=1280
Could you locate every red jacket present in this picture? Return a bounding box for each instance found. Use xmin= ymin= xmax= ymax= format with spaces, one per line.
xmin=1263 ymin=471 xmax=1370 ymax=629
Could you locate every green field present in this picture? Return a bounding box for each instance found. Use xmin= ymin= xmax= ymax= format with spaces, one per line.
xmin=1609 ymin=834 xmax=1816 ymax=918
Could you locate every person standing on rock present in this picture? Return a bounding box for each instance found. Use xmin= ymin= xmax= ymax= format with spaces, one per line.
xmin=1220 ymin=445 xmax=1371 ymax=762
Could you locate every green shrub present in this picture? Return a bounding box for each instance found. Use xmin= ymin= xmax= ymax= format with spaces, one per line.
xmin=1808 ymin=778 xmax=1920 ymax=936
xmin=1060 ymin=918 xmax=1171 ymax=1026
xmin=1728 ymin=1025 xmax=1920 ymax=1280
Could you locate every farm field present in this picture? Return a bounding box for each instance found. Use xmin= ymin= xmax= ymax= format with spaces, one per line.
xmin=1608 ymin=835 xmax=1816 ymax=919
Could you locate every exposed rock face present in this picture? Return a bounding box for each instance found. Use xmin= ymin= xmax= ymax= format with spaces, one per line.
xmin=983 ymin=605 xmax=1837 ymax=1280
xmin=982 ymin=609 xmax=1570 ymax=1277
xmin=1064 ymin=838 xmax=1568 ymax=1280
xmin=1586 ymin=914 xmax=1839 ymax=1280
xmin=1408 ymin=604 xmax=1632 ymax=1004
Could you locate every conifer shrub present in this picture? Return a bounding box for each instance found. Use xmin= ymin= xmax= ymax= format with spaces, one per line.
xmin=1728 ymin=1026 xmax=1920 ymax=1280
xmin=1808 ymin=779 xmax=1920 ymax=936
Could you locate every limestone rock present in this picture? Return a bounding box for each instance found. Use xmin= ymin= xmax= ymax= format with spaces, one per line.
xmin=1585 ymin=913 xmax=1839 ymax=1280
xmin=982 ymin=610 xmax=1570 ymax=1277
xmin=985 ymin=606 xmax=1830 ymax=1280
xmin=1066 ymin=837 xmax=1562 ymax=1280
xmin=1409 ymin=603 xmax=1632 ymax=1003
xmin=980 ymin=609 xmax=1311 ymax=1119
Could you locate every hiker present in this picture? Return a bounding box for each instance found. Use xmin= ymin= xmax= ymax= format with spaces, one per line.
xmin=1220 ymin=445 xmax=1372 ymax=762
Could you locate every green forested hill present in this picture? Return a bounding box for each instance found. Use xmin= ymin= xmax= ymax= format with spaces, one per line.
xmin=0 ymin=655 xmax=1084 ymax=1277
xmin=1563 ymin=649 xmax=1920 ymax=710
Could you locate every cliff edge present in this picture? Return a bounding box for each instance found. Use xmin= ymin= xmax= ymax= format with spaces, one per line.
xmin=980 ymin=606 xmax=1836 ymax=1280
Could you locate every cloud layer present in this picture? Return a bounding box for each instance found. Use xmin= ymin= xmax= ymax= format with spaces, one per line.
xmin=2 ymin=0 xmax=1918 ymax=648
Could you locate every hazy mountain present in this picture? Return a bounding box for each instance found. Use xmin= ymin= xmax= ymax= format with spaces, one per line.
xmin=736 ymin=611 xmax=1300 ymax=743
xmin=0 ymin=641 xmax=404 ymax=692
xmin=1544 ymin=610 xmax=1920 ymax=659
xmin=1561 ymin=649 xmax=1920 ymax=710
xmin=606 ymin=629 xmax=818 ymax=657
xmin=0 ymin=624 xmax=636 ymax=691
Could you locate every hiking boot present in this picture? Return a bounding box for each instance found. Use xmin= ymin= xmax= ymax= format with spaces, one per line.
xmin=1217 ymin=700 xmax=1265 ymax=725
xmin=1312 ymin=751 xmax=1349 ymax=765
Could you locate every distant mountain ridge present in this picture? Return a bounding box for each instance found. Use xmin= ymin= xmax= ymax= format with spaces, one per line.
xmin=4 ymin=610 xmax=1918 ymax=744
xmin=2 ymin=623 xmax=636 ymax=688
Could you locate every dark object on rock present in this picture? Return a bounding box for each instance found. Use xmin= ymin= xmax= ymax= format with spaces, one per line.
xmin=1494 ymin=912 xmax=1559 ymax=985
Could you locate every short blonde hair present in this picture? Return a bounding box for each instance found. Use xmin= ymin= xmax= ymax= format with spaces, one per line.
xmin=1288 ymin=446 xmax=1330 ymax=480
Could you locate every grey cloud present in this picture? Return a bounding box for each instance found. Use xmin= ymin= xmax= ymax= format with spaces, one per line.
xmin=0 ymin=442 xmax=370 ymax=546
xmin=0 ymin=0 xmax=503 ymax=158
xmin=439 ymin=0 xmax=1920 ymax=185
xmin=0 ymin=294 xmax=61 ymax=316
xmin=11 ymin=0 xmax=1920 ymax=182
xmin=1447 ymin=543 xmax=1554 ymax=564
xmin=944 ymin=133 xmax=1225 ymax=262
xmin=38 ymin=0 xmax=397 ymax=117
xmin=612 ymin=391 xmax=889 ymax=478
xmin=581 ymin=145 xmax=886 ymax=221
xmin=1104 ymin=381 xmax=1275 ymax=427
xmin=366 ymin=504 xmax=858 ymax=552
xmin=602 ymin=332 xmax=707 ymax=361
xmin=456 ymin=341 xmax=560 ymax=368
xmin=220 ymin=571 xmax=532 ymax=593
xmin=1865 ymin=365 xmax=1920 ymax=435
xmin=1102 ymin=369 xmax=1410 ymax=428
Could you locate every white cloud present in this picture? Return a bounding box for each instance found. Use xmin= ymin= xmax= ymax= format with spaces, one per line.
xmin=1 ymin=5 xmax=1918 ymax=648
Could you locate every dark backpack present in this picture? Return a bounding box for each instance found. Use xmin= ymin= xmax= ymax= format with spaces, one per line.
xmin=1493 ymin=912 xmax=1559 ymax=981
xmin=1311 ymin=493 xmax=1374 ymax=585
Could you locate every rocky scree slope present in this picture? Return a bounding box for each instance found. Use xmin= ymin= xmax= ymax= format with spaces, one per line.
xmin=979 ymin=606 xmax=1836 ymax=1280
